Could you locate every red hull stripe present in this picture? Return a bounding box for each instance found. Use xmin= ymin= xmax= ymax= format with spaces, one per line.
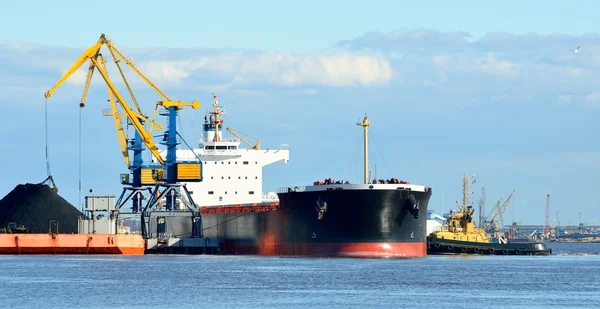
xmin=220 ymin=241 xmax=427 ymax=258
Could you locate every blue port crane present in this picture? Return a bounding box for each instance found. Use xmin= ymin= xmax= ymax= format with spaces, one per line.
xmin=44 ymin=34 xmax=204 ymax=237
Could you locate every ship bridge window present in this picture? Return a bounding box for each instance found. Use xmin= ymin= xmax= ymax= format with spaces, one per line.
xmin=243 ymin=161 xmax=248 ymax=165
xmin=205 ymin=146 xmax=214 ymax=150
xmin=216 ymin=146 xmax=227 ymax=150
xmin=208 ymin=191 xmax=214 ymax=195
xmin=249 ymin=191 xmax=255 ymax=195
xmin=228 ymin=146 xmax=237 ymax=149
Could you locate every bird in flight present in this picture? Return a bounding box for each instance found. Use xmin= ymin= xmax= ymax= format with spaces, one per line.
xmin=570 ymin=46 xmax=580 ymax=53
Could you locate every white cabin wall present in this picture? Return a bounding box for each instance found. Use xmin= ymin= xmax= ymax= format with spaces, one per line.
xmin=176 ymin=148 xmax=289 ymax=207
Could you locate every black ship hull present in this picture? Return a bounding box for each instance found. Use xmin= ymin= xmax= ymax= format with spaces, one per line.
xmin=201 ymin=185 xmax=433 ymax=258
xmin=426 ymin=236 xmax=552 ymax=255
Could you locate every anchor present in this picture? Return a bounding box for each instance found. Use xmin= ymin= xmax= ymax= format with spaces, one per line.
xmin=315 ymin=197 xmax=328 ymax=220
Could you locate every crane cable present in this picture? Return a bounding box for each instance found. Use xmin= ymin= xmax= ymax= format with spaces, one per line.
xmin=79 ymin=106 xmax=82 ymax=212
xmin=44 ymin=98 xmax=51 ymax=177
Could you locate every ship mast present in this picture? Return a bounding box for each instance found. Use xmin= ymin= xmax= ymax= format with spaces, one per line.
xmin=463 ymin=173 xmax=470 ymax=209
xmin=357 ymin=114 xmax=372 ymax=185
xmin=458 ymin=173 xmax=476 ymax=211
xmin=209 ymin=93 xmax=226 ymax=142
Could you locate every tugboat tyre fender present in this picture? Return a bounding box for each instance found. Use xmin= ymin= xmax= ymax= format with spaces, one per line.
xmin=502 ymin=249 xmax=509 ymax=255
xmin=515 ymin=249 xmax=522 ymax=255
xmin=488 ymin=248 xmax=495 ymax=254
xmin=473 ymin=247 xmax=480 ymax=253
xmin=434 ymin=242 xmax=440 ymax=248
xmin=447 ymin=245 xmax=453 ymax=251
xmin=461 ymin=247 xmax=468 ymax=252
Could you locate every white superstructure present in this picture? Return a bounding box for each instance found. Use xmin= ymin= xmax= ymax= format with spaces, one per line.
xmin=154 ymin=93 xmax=289 ymax=207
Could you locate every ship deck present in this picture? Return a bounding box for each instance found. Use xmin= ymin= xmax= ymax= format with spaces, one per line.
xmin=200 ymin=202 xmax=280 ymax=214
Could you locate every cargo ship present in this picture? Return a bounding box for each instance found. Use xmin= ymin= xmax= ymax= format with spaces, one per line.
xmin=170 ymin=98 xmax=433 ymax=258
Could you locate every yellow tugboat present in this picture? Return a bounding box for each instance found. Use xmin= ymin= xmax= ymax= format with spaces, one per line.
xmin=427 ymin=174 xmax=552 ymax=255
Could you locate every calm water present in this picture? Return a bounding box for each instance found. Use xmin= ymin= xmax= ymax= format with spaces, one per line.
xmin=0 ymin=242 xmax=598 ymax=309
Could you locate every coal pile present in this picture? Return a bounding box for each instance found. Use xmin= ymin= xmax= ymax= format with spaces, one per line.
xmin=0 ymin=183 xmax=84 ymax=234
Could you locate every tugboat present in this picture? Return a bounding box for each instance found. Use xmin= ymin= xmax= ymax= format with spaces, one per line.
xmin=427 ymin=174 xmax=552 ymax=256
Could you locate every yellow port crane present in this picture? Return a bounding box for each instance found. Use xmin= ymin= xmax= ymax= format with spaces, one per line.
xmin=226 ymin=127 xmax=261 ymax=150
xmin=44 ymin=33 xmax=203 ymax=214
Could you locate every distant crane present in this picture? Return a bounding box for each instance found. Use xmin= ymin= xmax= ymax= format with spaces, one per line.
xmin=478 ymin=187 xmax=486 ymax=228
xmin=484 ymin=190 xmax=515 ymax=233
xmin=226 ymin=127 xmax=261 ymax=150
xmin=544 ymin=194 xmax=550 ymax=236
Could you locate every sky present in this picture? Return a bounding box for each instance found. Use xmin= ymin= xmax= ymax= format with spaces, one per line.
xmin=1 ymin=0 xmax=599 ymax=226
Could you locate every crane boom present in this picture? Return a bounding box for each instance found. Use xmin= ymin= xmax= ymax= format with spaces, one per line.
xmin=44 ymin=38 xmax=105 ymax=99
xmin=98 ymin=54 xmax=130 ymax=168
xmin=498 ymin=190 xmax=515 ymax=225
xmin=88 ymin=56 xmax=164 ymax=164
xmin=44 ymin=33 xmax=165 ymax=165
xmin=226 ymin=127 xmax=261 ymax=150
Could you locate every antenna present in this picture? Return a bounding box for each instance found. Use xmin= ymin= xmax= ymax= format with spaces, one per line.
xmin=544 ymin=194 xmax=550 ymax=237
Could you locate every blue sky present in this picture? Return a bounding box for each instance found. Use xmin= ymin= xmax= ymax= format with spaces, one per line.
xmin=1 ymin=0 xmax=599 ymax=226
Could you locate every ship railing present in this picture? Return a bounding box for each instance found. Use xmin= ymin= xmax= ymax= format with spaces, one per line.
xmin=278 ymin=186 xmax=306 ymax=193
xmin=433 ymin=224 xmax=464 ymax=233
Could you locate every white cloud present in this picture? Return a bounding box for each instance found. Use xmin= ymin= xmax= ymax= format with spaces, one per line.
xmin=474 ymin=55 xmax=518 ymax=76
xmin=584 ymin=92 xmax=600 ymax=104
xmin=138 ymin=51 xmax=393 ymax=87
xmin=301 ymin=88 xmax=318 ymax=95
xmin=564 ymin=66 xmax=583 ymax=78
xmin=0 ymin=44 xmax=394 ymax=96
xmin=431 ymin=53 xmax=517 ymax=77
xmin=557 ymin=94 xmax=572 ymax=104
xmin=432 ymin=55 xmax=448 ymax=68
